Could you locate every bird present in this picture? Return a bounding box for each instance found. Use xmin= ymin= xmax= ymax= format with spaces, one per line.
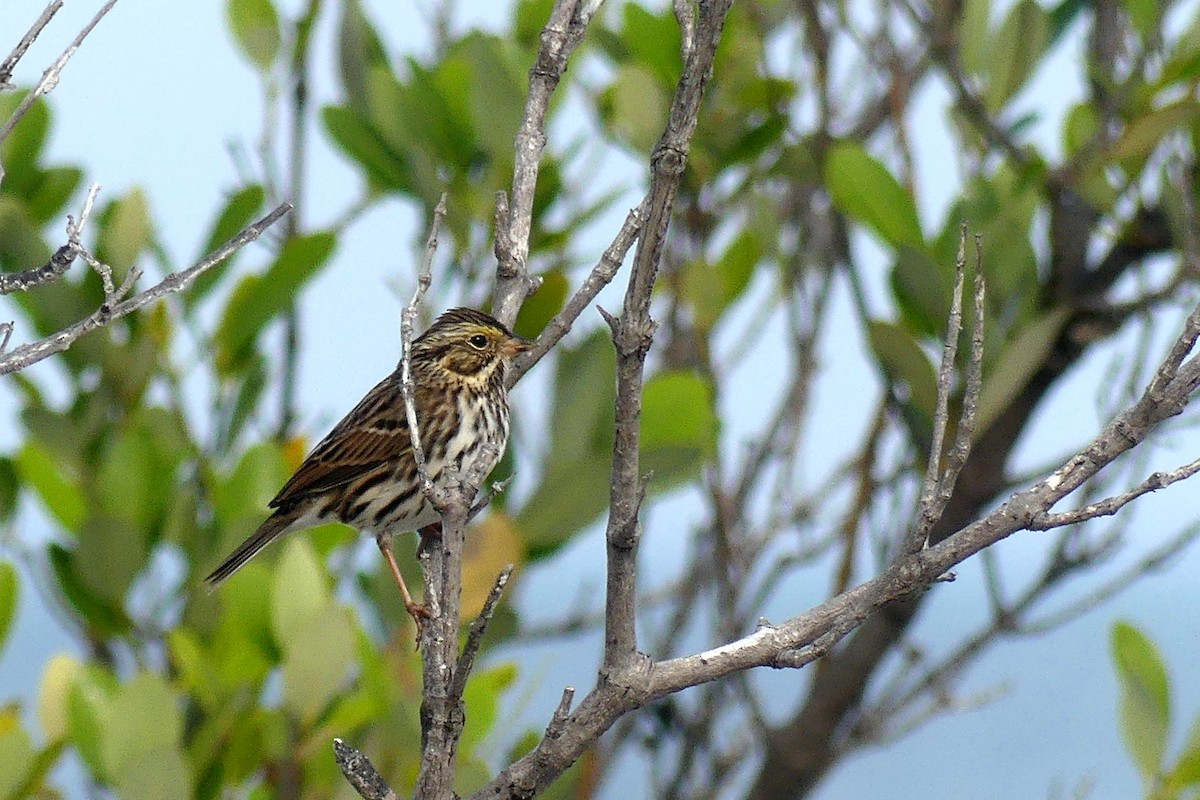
xmin=204 ymin=307 xmax=532 ymax=629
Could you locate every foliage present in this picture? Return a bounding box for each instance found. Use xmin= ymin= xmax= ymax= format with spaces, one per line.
xmin=1 ymin=0 xmax=1199 ymax=797
xmin=1112 ymin=622 xmax=1200 ymax=800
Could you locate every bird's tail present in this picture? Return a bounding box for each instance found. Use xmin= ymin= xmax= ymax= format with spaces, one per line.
xmin=204 ymin=512 xmax=294 ymax=590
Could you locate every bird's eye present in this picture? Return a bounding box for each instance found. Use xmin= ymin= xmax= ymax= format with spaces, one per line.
xmin=468 ymin=334 xmax=489 ymax=349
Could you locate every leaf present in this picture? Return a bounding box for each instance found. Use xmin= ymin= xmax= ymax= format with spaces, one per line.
xmin=281 ymin=604 xmax=355 ymax=721
xmin=97 ymin=188 xmax=153 ymax=273
xmin=867 ymin=320 xmax=938 ymax=426
xmin=513 ymin=270 xmax=568 ymax=340
xmin=460 ymin=662 xmax=518 ymax=755
xmin=517 ymin=454 xmax=613 ymax=554
xmin=975 ymin=309 xmax=1070 ymax=436
xmin=600 ymin=64 xmax=670 ymax=152
xmin=462 ymin=513 xmax=523 ymax=619
xmin=16 ymin=442 xmax=85 ymax=532
xmin=270 ymin=538 xmax=331 ymax=651
xmin=825 ymin=143 xmax=924 ymax=249
xmin=189 ymin=184 xmax=266 ymax=305
xmin=38 ymin=654 xmax=80 ymax=741
xmin=227 ymin=0 xmax=281 ymax=71
xmin=0 ymin=560 xmax=16 ymax=653
xmin=958 ymin=0 xmax=992 ymax=77
xmin=212 ymin=442 xmax=289 ymax=531
xmin=1113 ymin=101 xmax=1200 ymax=160
xmin=0 ymin=457 xmax=18 ymax=523
xmin=1112 ymin=622 xmax=1171 ymax=780
xmin=641 ymin=370 xmax=718 ymax=484
xmin=984 ymin=0 xmax=1049 ymax=112
xmin=214 ymin=231 xmax=336 ymax=373
xmin=1170 ymin=713 xmax=1200 ymax=786
xmin=67 ymin=668 xmax=115 ymax=780
xmin=892 ymin=245 xmax=954 ymax=336
xmin=337 ymin=0 xmax=390 ymax=116
xmin=322 ymin=104 xmax=411 ymax=192
xmin=104 ymin=673 xmax=184 ymax=778
xmin=75 ymin=515 xmax=145 ymax=605
xmin=0 ymin=710 xmax=35 ymax=798
xmin=26 ymin=165 xmax=83 ymax=223
xmin=113 ymin=746 xmax=192 ymax=800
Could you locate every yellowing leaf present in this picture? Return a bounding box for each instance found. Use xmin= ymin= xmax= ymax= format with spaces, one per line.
xmin=38 ymin=653 xmax=81 ymax=741
xmin=462 ymin=513 xmax=523 ymax=619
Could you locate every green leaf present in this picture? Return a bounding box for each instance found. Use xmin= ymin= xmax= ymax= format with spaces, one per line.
xmin=16 ymin=442 xmax=85 ymax=532
xmin=227 ymin=0 xmax=281 ymax=71
xmin=513 ymin=270 xmax=568 ymax=340
xmin=600 ymin=64 xmax=670 ymax=152
xmin=0 ymin=710 xmax=35 ymax=798
xmin=0 ymin=457 xmax=19 ymax=523
xmin=96 ymin=188 xmax=153 ymax=273
xmin=75 ymin=515 xmax=145 ymax=605
xmin=212 ymin=442 xmax=289 ymax=531
xmin=975 ymin=309 xmax=1070 ymax=436
xmin=985 ymin=0 xmax=1049 ymax=112
xmin=1112 ymin=621 xmax=1171 ymax=779
xmin=214 ymin=231 xmax=336 ymax=373
xmin=517 ymin=454 xmax=613 ymax=554
xmin=958 ymin=0 xmax=992 ymax=77
xmin=67 ymin=668 xmax=116 ymax=780
xmin=1125 ymin=0 xmax=1160 ymax=39
xmin=26 ymin=165 xmax=83 ymax=223
xmin=461 ymin=662 xmax=518 ymax=754
xmin=867 ymin=320 xmax=938 ymax=428
xmin=892 ymin=245 xmax=954 ymax=336
xmin=0 ymin=561 xmax=17 ymax=656
xmin=337 ymin=0 xmax=390 ymax=116
xmin=113 ymin=746 xmax=192 ymax=800
xmin=1170 ymin=713 xmax=1200 ymax=786
xmin=322 ymin=104 xmax=411 ymax=192
xmin=825 ymin=143 xmax=923 ymax=248
xmin=270 ymin=538 xmax=330 ymax=651
xmin=685 ymin=230 xmax=762 ymax=328
xmin=281 ymin=604 xmax=354 ymax=721
xmin=1113 ymin=101 xmax=1200 ymax=160
xmin=104 ymin=673 xmax=184 ymax=778
xmin=189 ymin=184 xmax=266 ymax=304
xmin=641 ymin=370 xmax=718 ymax=483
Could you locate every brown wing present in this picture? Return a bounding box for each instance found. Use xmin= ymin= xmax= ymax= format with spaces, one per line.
xmin=269 ymin=372 xmax=411 ymax=508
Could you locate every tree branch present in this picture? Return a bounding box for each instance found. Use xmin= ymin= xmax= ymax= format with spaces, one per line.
xmin=0 ymin=0 xmax=63 ymax=90
xmin=0 ymin=201 xmax=292 ymax=376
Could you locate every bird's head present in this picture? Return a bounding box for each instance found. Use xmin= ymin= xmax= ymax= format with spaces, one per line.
xmin=411 ymin=307 xmax=533 ymax=381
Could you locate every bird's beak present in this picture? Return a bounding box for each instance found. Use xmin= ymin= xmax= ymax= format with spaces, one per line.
xmin=502 ymin=336 xmax=535 ymax=358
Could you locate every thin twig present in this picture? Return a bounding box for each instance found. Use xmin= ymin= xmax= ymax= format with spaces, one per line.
xmin=0 ymin=0 xmax=64 ymax=89
xmin=506 ymin=198 xmax=648 ymax=387
xmin=906 ymin=225 xmax=969 ymax=554
xmin=0 ymin=0 xmax=120 ymax=147
xmin=449 ymin=565 xmax=514 ymax=706
xmin=399 ymin=193 xmax=448 ymax=494
xmin=0 ymin=203 xmax=291 ymax=376
xmin=1031 ymin=455 xmax=1200 ymax=529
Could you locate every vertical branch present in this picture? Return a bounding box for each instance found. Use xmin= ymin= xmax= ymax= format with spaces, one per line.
xmin=492 ymin=0 xmax=600 ymax=326
xmin=600 ymin=0 xmax=734 ymax=674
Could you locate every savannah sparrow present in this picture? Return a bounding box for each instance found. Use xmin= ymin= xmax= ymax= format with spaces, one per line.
xmin=204 ymin=307 xmax=532 ymax=624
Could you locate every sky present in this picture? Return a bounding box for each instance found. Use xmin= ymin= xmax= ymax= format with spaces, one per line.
xmin=3 ymin=1 xmax=1200 ymax=799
